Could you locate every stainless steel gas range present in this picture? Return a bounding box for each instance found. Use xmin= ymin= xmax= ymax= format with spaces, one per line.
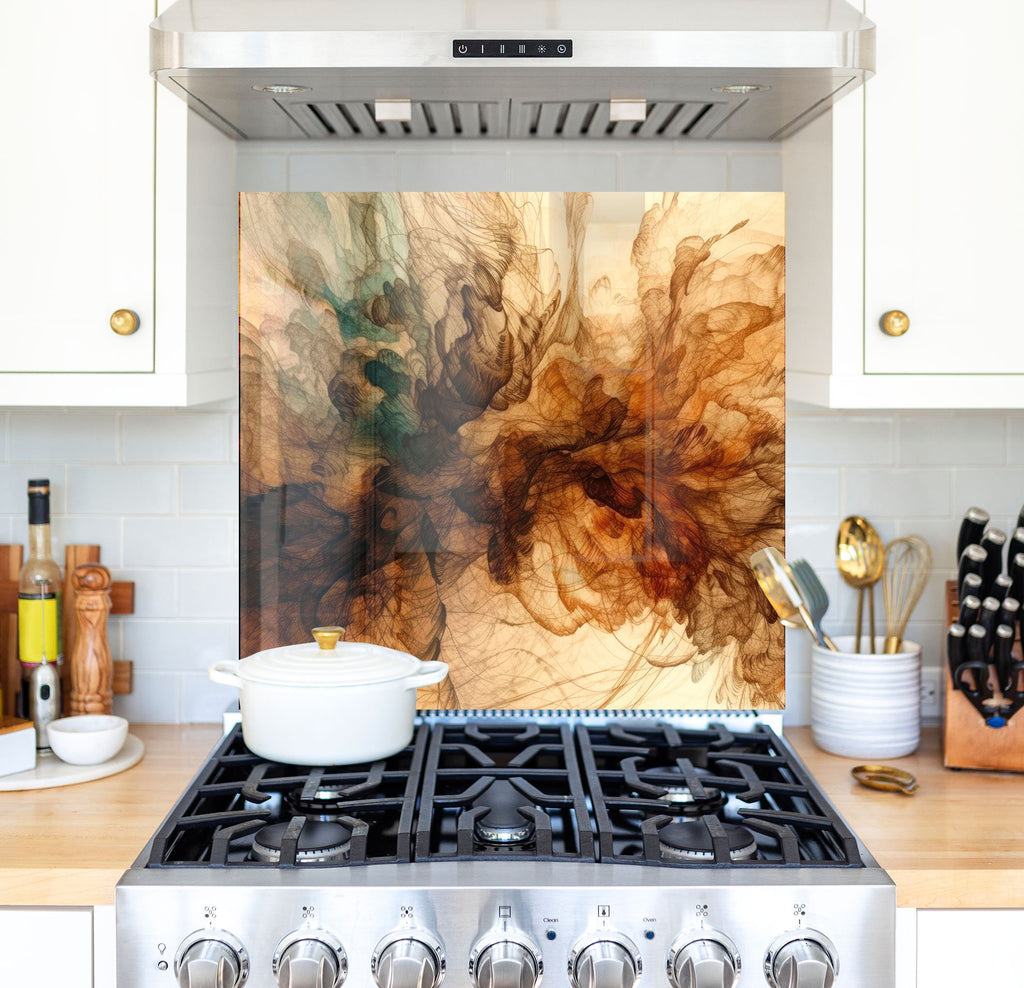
xmin=116 ymin=712 xmax=894 ymax=988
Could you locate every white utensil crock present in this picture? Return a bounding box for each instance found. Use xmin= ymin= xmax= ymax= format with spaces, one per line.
xmin=209 ymin=633 xmax=448 ymax=765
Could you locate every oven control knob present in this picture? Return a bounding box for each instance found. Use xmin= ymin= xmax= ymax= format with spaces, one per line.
xmin=568 ymin=935 xmax=642 ymax=988
xmin=274 ymin=932 xmax=347 ymax=988
xmin=668 ymin=932 xmax=740 ymax=988
xmin=175 ymin=930 xmax=249 ymax=988
xmin=764 ymin=931 xmax=839 ymax=988
xmin=470 ymin=935 xmax=543 ymax=988
xmin=372 ymin=932 xmax=445 ymax=988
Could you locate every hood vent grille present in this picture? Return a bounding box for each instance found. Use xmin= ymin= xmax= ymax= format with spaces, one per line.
xmin=280 ymin=99 xmax=735 ymax=140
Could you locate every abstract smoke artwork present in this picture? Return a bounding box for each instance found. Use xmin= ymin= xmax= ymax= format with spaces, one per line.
xmin=240 ymin=191 xmax=785 ymax=710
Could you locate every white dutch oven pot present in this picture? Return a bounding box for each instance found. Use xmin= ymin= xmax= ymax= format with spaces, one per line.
xmin=209 ymin=626 xmax=448 ymax=765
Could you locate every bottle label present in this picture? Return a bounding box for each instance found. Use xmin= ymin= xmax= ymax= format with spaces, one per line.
xmin=18 ymin=594 xmax=62 ymax=667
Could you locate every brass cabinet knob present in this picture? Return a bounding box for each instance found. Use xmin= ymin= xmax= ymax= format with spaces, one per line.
xmin=880 ymin=310 xmax=910 ymax=337
xmin=109 ymin=308 xmax=140 ymax=336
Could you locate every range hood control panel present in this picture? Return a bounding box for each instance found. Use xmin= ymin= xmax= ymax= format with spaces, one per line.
xmin=452 ymin=40 xmax=573 ymax=58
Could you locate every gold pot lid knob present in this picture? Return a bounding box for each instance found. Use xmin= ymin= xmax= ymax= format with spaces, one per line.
xmin=880 ymin=310 xmax=910 ymax=337
xmin=109 ymin=308 xmax=140 ymax=336
xmin=311 ymin=626 xmax=345 ymax=650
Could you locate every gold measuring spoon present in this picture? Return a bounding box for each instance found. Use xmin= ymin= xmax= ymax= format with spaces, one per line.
xmin=836 ymin=516 xmax=886 ymax=653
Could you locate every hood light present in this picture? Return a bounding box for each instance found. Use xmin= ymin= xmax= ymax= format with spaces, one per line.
xmin=252 ymin=84 xmax=311 ymax=94
xmin=712 ymin=84 xmax=771 ymax=95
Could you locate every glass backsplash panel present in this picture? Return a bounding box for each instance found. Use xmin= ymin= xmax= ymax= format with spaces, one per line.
xmin=239 ymin=191 xmax=785 ymax=709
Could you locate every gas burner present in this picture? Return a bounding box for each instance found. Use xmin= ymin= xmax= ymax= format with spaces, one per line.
xmin=657 ymin=821 xmax=758 ymax=863
xmin=656 ymin=785 xmax=727 ymax=818
xmin=251 ymin=820 xmax=352 ymax=864
xmin=471 ymin=780 xmax=536 ymax=845
xmin=285 ymin=785 xmax=353 ymax=820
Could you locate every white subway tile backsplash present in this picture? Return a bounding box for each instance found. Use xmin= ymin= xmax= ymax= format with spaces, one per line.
xmin=122 ymin=618 xmax=238 ymax=671
xmin=179 ymin=569 xmax=239 ymax=619
xmin=784 ymin=468 xmax=840 ymax=517
xmin=787 ymin=415 xmax=892 ymax=466
xmin=899 ymin=414 xmax=1006 ymax=466
xmin=843 ymin=468 xmax=950 ymax=518
xmin=124 ymin=518 xmax=235 ymax=567
xmin=181 ymin=465 xmax=239 ymax=515
xmin=10 ymin=413 xmax=116 ymax=463
xmin=950 ymin=467 xmax=1024 ymax=521
xmin=116 ymin=569 xmax=179 ymax=619
xmin=619 ymin=153 xmax=728 ymax=191
xmin=0 ymin=412 xmax=8 ymax=460
xmin=0 ymin=464 xmax=67 ymax=514
xmin=180 ymin=671 xmax=239 ymax=724
xmin=783 ymin=522 xmax=842 ymax=569
xmin=290 ymin=153 xmax=398 ymax=192
xmin=113 ymin=670 xmax=181 ymax=724
xmin=1008 ymin=416 xmax=1024 ymax=465
xmin=39 ymin=516 xmax=123 ymax=568
xmin=121 ymin=412 xmax=230 ymax=463
xmin=69 ymin=465 xmax=176 ymax=515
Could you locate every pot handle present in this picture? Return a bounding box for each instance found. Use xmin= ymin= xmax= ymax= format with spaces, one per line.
xmin=404 ymin=660 xmax=449 ymax=690
xmin=209 ymin=660 xmax=243 ymax=689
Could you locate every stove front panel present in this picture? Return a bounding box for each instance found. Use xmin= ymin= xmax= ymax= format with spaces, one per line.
xmin=117 ymin=865 xmax=895 ymax=988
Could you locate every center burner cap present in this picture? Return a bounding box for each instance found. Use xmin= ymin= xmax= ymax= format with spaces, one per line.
xmin=251 ymin=819 xmax=352 ymax=864
xmin=472 ymin=779 xmax=536 ymax=845
xmin=658 ymin=821 xmax=757 ymax=862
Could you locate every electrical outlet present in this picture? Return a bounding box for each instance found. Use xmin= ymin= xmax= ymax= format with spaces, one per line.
xmin=920 ymin=667 xmax=942 ymax=720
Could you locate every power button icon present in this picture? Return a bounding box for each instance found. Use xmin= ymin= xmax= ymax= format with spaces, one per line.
xmin=457 ymin=44 xmax=468 ymax=54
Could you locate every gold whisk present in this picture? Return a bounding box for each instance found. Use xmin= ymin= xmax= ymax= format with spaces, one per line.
xmin=882 ymin=535 xmax=933 ymax=654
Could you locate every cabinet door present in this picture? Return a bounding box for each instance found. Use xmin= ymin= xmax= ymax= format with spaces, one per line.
xmin=0 ymin=907 xmax=94 ymax=988
xmin=0 ymin=0 xmax=154 ymax=374
xmin=863 ymin=0 xmax=1024 ymax=375
xmin=917 ymin=910 xmax=1022 ymax=985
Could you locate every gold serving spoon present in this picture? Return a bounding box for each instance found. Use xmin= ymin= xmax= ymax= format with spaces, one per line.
xmin=836 ymin=516 xmax=886 ymax=653
xmin=750 ymin=547 xmax=839 ymax=651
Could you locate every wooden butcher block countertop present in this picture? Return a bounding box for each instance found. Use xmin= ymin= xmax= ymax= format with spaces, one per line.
xmin=0 ymin=725 xmax=1020 ymax=908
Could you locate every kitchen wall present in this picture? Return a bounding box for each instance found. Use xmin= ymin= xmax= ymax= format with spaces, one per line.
xmin=2 ymin=139 xmax=1021 ymax=723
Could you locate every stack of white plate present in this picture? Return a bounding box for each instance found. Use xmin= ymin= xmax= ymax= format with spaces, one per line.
xmin=810 ymin=635 xmax=921 ymax=759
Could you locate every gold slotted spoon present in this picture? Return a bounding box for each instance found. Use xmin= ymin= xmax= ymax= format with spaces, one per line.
xmin=836 ymin=516 xmax=885 ymax=653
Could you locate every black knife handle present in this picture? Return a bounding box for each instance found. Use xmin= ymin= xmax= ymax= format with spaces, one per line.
xmin=1008 ymin=527 xmax=1024 ymax=569
xmin=965 ymin=624 xmax=993 ymax=695
xmin=980 ymin=528 xmax=1007 ymax=587
xmin=994 ymin=624 xmax=1016 ymax=695
xmin=977 ymin=596 xmax=1002 ymax=649
xmin=957 ymin=594 xmax=982 ymax=628
xmin=946 ymin=623 xmax=967 ymax=689
xmin=1011 ymin=552 xmax=1024 ymax=605
xmin=960 ymin=572 xmax=983 ymax=603
xmin=998 ymin=596 xmax=1020 ymax=632
xmin=957 ymin=506 xmax=990 ymax=562
xmin=958 ymin=544 xmax=988 ymax=599
xmin=990 ymin=573 xmax=1014 ymax=603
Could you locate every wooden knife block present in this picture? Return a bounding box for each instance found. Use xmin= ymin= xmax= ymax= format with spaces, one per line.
xmin=943 ymin=580 xmax=1024 ymax=772
xmin=0 ymin=544 xmax=134 ymax=718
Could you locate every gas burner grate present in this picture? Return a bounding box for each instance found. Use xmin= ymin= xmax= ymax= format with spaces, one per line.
xmin=415 ymin=720 xmax=595 ymax=862
xmin=145 ymin=724 xmax=428 ymax=867
xmin=576 ymin=721 xmax=865 ymax=868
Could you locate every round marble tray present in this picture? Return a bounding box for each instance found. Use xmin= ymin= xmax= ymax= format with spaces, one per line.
xmin=0 ymin=733 xmax=144 ymax=791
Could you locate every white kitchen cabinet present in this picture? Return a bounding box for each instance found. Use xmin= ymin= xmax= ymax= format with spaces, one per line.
xmin=784 ymin=0 xmax=1024 ymax=408
xmin=0 ymin=0 xmax=236 ymax=407
xmin=916 ymin=910 xmax=1023 ymax=985
xmin=0 ymin=907 xmax=94 ymax=987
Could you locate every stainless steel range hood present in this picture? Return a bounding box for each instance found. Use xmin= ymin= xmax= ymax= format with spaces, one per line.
xmin=151 ymin=0 xmax=874 ymax=142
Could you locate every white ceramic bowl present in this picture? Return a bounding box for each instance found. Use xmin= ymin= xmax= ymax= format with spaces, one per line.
xmin=47 ymin=715 xmax=128 ymax=765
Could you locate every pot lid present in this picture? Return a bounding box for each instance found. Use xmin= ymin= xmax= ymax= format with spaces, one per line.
xmin=238 ymin=627 xmax=424 ymax=687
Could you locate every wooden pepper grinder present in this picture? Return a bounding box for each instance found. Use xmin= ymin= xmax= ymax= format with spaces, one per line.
xmin=69 ymin=564 xmax=113 ymax=715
